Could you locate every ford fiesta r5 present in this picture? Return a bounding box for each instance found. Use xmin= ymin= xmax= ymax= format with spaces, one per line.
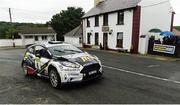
xmin=21 ymin=41 xmax=103 ymax=88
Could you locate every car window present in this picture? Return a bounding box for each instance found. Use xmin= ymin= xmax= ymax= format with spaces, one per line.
xmin=35 ymin=46 xmax=51 ymax=58
xmin=48 ymin=45 xmax=83 ymax=56
xmin=27 ymin=46 xmax=35 ymax=54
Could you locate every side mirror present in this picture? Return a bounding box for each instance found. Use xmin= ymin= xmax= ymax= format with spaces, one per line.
xmin=35 ymin=53 xmax=41 ymax=58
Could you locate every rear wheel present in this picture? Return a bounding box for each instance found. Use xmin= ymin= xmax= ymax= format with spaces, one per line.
xmin=49 ymin=68 xmax=61 ymax=88
xmin=22 ymin=62 xmax=28 ymax=76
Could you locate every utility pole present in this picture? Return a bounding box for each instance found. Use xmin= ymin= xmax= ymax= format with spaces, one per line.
xmin=9 ymin=8 xmax=15 ymax=48
xmin=9 ymin=8 xmax=12 ymax=22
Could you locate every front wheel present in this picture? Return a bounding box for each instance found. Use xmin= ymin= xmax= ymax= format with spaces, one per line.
xmin=49 ymin=69 xmax=61 ymax=88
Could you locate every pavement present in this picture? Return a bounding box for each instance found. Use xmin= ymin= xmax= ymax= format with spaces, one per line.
xmin=83 ymin=48 xmax=180 ymax=62
xmin=1 ymin=48 xmax=180 ymax=103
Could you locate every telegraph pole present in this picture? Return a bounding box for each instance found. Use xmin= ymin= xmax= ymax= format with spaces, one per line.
xmin=9 ymin=8 xmax=15 ymax=48
xmin=9 ymin=8 xmax=12 ymax=22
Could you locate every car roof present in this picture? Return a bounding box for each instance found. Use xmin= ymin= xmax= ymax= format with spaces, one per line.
xmin=28 ymin=41 xmax=71 ymax=49
xmin=44 ymin=41 xmax=71 ymax=48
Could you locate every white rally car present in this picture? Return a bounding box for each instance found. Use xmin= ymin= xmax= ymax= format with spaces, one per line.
xmin=22 ymin=41 xmax=103 ymax=88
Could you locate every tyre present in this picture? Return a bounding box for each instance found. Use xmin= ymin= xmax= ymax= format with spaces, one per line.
xmin=49 ymin=68 xmax=61 ymax=88
xmin=22 ymin=62 xmax=29 ymax=76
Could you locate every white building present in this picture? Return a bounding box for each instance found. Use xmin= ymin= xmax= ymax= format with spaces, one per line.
xmin=64 ymin=25 xmax=82 ymax=47
xmin=82 ymin=0 xmax=174 ymax=54
xmin=19 ymin=27 xmax=57 ymax=46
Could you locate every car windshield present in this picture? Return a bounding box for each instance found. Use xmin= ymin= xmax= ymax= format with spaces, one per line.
xmin=48 ymin=45 xmax=83 ymax=56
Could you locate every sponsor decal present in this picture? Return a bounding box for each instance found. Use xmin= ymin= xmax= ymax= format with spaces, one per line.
xmin=24 ymin=52 xmax=30 ymax=60
xmin=153 ymin=44 xmax=176 ymax=54
xmin=80 ymin=56 xmax=91 ymax=62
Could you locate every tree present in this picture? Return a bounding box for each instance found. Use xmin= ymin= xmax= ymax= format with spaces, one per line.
xmin=50 ymin=7 xmax=85 ymax=41
xmin=0 ymin=21 xmax=46 ymax=39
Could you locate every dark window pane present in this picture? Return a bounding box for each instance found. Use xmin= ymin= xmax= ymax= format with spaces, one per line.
xmin=95 ymin=16 xmax=99 ymax=26
xmin=116 ymin=32 xmax=123 ymax=48
xmin=95 ymin=33 xmax=99 ymax=45
xmin=117 ymin=11 xmax=124 ymax=25
xmin=35 ymin=36 xmax=38 ymax=41
xmin=87 ymin=18 xmax=90 ymax=27
xmin=42 ymin=36 xmax=47 ymax=40
xmin=103 ymin=14 xmax=108 ymax=26
xmin=87 ymin=33 xmax=91 ymax=44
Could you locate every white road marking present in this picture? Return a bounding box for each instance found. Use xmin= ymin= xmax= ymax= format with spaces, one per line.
xmin=147 ymin=65 xmax=160 ymax=68
xmin=102 ymin=65 xmax=180 ymax=84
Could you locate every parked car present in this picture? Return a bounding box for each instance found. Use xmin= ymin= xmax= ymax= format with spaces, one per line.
xmin=21 ymin=41 xmax=103 ymax=88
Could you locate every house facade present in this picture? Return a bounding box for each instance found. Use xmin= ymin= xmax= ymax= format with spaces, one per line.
xmin=19 ymin=27 xmax=57 ymax=46
xmin=64 ymin=25 xmax=82 ymax=47
xmin=82 ymin=0 xmax=174 ymax=53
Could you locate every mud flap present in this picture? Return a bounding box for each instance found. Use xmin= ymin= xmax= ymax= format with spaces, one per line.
xmin=27 ymin=66 xmax=35 ymax=74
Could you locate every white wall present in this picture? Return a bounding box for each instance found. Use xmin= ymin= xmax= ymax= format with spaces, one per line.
xmin=83 ymin=10 xmax=134 ymax=51
xmin=138 ymin=0 xmax=173 ymax=54
xmin=0 ymin=39 xmax=22 ymax=47
xmin=64 ymin=36 xmax=82 ymax=47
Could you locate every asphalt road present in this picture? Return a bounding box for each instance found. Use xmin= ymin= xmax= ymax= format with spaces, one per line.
xmin=1 ymin=48 xmax=180 ymax=104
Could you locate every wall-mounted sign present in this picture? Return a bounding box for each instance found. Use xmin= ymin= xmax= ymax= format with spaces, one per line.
xmin=153 ymin=44 xmax=176 ymax=54
xmin=102 ymin=26 xmax=109 ymax=32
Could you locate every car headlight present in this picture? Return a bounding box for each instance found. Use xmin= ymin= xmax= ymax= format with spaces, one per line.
xmin=93 ymin=55 xmax=101 ymax=64
xmin=61 ymin=61 xmax=80 ymax=68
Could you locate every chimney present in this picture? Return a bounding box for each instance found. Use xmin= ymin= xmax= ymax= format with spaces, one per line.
xmin=94 ymin=0 xmax=103 ymax=6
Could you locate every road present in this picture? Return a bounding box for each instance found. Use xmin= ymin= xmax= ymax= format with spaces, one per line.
xmin=1 ymin=48 xmax=180 ymax=104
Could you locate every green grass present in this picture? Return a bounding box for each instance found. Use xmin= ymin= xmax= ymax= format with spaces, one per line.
xmin=174 ymin=26 xmax=180 ymax=31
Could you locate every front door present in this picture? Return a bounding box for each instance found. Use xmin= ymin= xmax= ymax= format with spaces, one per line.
xmin=103 ymin=33 xmax=108 ymax=50
xmin=35 ymin=45 xmax=51 ymax=76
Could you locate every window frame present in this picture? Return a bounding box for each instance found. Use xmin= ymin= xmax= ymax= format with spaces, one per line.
xmin=87 ymin=18 xmax=90 ymax=27
xmin=117 ymin=11 xmax=124 ymax=25
xmin=103 ymin=14 xmax=108 ymax=26
xmin=87 ymin=33 xmax=91 ymax=44
xmin=27 ymin=46 xmax=35 ymax=54
xmin=95 ymin=33 xmax=99 ymax=45
xmin=116 ymin=32 xmax=123 ymax=48
xmin=35 ymin=36 xmax=39 ymax=41
xmin=42 ymin=36 xmax=47 ymax=40
xmin=95 ymin=15 xmax=99 ymax=27
xmin=35 ymin=45 xmax=51 ymax=59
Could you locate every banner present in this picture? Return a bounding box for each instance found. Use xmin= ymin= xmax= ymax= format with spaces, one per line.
xmin=153 ymin=44 xmax=176 ymax=54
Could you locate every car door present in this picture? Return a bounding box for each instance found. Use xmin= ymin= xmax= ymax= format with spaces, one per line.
xmin=24 ymin=46 xmax=36 ymax=70
xmin=34 ymin=45 xmax=51 ymax=75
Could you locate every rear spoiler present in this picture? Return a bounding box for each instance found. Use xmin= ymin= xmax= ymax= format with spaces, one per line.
xmin=25 ymin=44 xmax=34 ymax=49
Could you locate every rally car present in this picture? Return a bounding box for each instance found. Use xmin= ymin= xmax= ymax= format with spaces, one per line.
xmin=21 ymin=41 xmax=103 ymax=88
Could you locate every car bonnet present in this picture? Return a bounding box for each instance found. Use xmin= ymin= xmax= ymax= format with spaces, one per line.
xmin=60 ymin=53 xmax=98 ymax=66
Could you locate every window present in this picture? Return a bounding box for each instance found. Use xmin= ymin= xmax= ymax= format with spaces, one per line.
xmin=87 ymin=18 xmax=90 ymax=27
xmin=103 ymin=14 xmax=108 ymax=26
xmin=95 ymin=33 xmax=99 ymax=45
xmin=95 ymin=15 xmax=99 ymax=26
xmin=79 ymin=37 xmax=82 ymax=43
xmin=117 ymin=11 xmax=124 ymax=25
xmin=25 ymin=36 xmax=33 ymax=39
xmin=116 ymin=32 xmax=123 ymax=48
xmin=28 ymin=46 xmax=35 ymax=54
xmin=48 ymin=45 xmax=83 ymax=56
xmin=35 ymin=46 xmax=51 ymax=58
xmin=42 ymin=36 xmax=47 ymax=40
xmin=87 ymin=33 xmax=91 ymax=44
xmin=35 ymin=36 xmax=38 ymax=41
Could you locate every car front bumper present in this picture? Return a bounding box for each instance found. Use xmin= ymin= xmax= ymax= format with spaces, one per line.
xmin=61 ymin=69 xmax=103 ymax=84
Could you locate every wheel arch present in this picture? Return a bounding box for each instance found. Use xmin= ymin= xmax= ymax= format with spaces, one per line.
xmin=48 ymin=64 xmax=57 ymax=73
xmin=48 ymin=63 xmax=61 ymax=75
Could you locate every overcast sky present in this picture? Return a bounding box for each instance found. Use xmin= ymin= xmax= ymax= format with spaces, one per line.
xmin=0 ymin=0 xmax=179 ymax=26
